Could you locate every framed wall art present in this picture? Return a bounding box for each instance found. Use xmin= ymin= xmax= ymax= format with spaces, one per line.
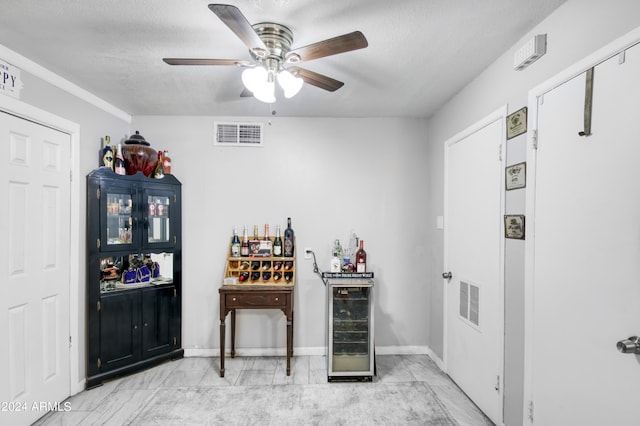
xmin=504 ymin=215 xmax=525 ymax=240
xmin=506 ymin=107 xmax=527 ymax=140
xmin=505 ymin=162 xmax=526 ymax=190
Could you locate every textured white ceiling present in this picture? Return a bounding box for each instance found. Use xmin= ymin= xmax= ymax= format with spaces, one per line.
xmin=0 ymin=0 xmax=566 ymax=118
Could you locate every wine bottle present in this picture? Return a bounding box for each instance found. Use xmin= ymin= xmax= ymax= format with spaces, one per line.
xmin=356 ymin=240 xmax=367 ymax=273
xmin=153 ymin=151 xmax=165 ymax=179
xmin=284 ymin=217 xmax=295 ymax=257
xmin=114 ymin=143 xmax=126 ymax=175
xmin=238 ymin=272 xmax=249 ymax=282
xmin=102 ymin=135 xmax=114 ymax=170
xmin=273 ymin=225 xmax=283 ymax=256
xmin=231 ymin=226 xmax=241 ymax=257
xmin=240 ymin=226 xmax=249 ymax=256
xmin=264 ymin=224 xmax=270 ymax=240
xmin=162 ymin=150 xmax=172 ymax=174
xmin=273 ymin=271 xmax=282 ymax=281
xmin=251 ymin=272 xmax=260 ymax=281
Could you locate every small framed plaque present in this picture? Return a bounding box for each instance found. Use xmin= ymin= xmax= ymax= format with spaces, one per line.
xmin=505 ymin=162 xmax=526 ymax=190
xmin=506 ymin=107 xmax=527 ymax=140
xmin=504 ymin=215 xmax=525 ymax=240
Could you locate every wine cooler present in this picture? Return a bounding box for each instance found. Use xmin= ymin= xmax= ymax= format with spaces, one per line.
xmin=325 ymin=274 xmax=375 ymax=381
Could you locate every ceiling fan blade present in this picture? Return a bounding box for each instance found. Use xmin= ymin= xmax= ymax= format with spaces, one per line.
xmin=163 ymin=58 xmax=251 ymax=66
xmin=209 ymin=4 xmax=268 ymax=55
xmin=286 ymin=31 xmax=368 ymax=63
xmin=240 ymin=88 xmax=253 ymax=97
xmin=288 ymin=67 xmax=344 ymax=92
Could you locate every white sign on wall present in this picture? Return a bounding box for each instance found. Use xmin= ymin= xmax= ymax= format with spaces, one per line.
xmin=0 ymin=58 xmax=23 ymax=99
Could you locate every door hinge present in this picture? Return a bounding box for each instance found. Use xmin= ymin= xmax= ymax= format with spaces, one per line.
xmin=174 ymin=194 xmax=177 ymax=203
xmin=498 ymin=143 xmax=503 ymax=162
xmin=532 ymin=129 xmax=538 ymax=150
xmin=174 ymin=235 xmax=177 ymax=245
xmin=173 ymin=337 xmax=177 ymax=346
xmin=495 ymin=375 xmax=500 ymax=392
xmin=97 ymin=357 xmax=102 ymax=369
xmin=69 ymin=335 xmax=72 ymax=348
xmin=97 ymin=301 xmax=101 ymax=311
xmin=70 ymin=170 xmax=73 ymax=182
xmin=97 ymin=238 xmax=101 ymax=249
xmin=97 ymin=188 xmax=100 ymax=199
xmin=528 ymin=400 xmax=534 ymax=423
xmin=174 ymin=288 xmax=177 ymax=298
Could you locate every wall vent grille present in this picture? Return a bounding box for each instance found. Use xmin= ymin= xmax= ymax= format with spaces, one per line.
xmin=214 ymin=122 xmax=263 ymax=146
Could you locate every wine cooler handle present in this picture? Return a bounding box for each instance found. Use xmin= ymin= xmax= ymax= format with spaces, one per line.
xmin=442 ymin=272 xmax=452 ymax=280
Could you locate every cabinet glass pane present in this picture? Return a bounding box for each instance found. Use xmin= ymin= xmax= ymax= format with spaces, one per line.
xmin=106 ymin=192 xmax=132 ymax=245
xmin=147 ymin=195 xmax=170 ymax=244
xmin=332 ymin=287 xmax=370 ymax=372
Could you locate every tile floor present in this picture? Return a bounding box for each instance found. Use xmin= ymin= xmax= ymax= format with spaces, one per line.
xmin=34 ymin=355 xmax=493 ymax=425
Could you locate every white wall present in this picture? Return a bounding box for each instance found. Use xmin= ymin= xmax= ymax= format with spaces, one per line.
xmin=425 ymin=1 xmax=640 ymax=425
xmin=131 ymin=115 xmax=430 ymax=354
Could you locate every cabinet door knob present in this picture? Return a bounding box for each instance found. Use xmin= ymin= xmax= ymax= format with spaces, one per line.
xmin=232 ymin=297 xmax=236 ymax=302
xmin=133 ymin=325 xmax=138 ymax=330
xmin=442 ymin=272 xmax=452 ymax=280
xmin=275 ymin=297 xmax=279 ymax=301
xmin=144 ymin=322 xmax=148 ymax=327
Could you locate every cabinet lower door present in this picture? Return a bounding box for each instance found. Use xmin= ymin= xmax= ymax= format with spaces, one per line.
xmin=141 ymin=286 xmax=176 ymax=357
xmin=100 ymin=291 xmax=141 ymax=372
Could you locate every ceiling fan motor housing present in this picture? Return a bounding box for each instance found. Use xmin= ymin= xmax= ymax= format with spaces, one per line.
xmin=251 ymin=23 xmax=297 ymax=64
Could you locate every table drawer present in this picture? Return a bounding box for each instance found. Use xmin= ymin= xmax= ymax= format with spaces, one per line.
xmin=227 ymin=293 xmax=286 ymax=307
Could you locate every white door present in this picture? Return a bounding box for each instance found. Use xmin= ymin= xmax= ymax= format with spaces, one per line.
xmin=526 ymin=43 xmax=640 ymax=425
xmin=0 ymin=111 xmax=71 ymax=426
xmin=444 ymin=107 xmax=505 ymax=424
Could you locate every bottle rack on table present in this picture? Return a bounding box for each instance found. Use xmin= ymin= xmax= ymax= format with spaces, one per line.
xmin=222 ymin=237 xmax=295 ymax=286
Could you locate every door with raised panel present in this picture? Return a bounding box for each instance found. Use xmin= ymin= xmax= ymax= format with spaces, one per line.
xmin=0 ymin=111 xmax=71 ymax=425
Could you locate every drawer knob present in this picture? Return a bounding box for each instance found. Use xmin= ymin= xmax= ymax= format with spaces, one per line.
xmin=275 ymin=297 xmax=279 ymax=301
xmin=232 ymin=297 xmax=237 ymax=302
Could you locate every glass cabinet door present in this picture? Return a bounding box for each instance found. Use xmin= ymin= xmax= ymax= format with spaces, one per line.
xmin=101 ymin=188 xmax=135 ymax=251
xmin=144 ymin=189 xmax=175 ymax=249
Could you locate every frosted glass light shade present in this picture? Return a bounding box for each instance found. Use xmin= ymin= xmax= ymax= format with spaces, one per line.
xmin=253 ymin=81 xmax=276 ymax=103
xmin=241 ymin=67 xmax=267 ymax=94
xmin=277 ymin=69 xmax=303 ymax=98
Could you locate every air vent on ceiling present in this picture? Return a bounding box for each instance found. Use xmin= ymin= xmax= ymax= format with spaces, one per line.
xmin=214 ymin=122 xmax=263 ymax=147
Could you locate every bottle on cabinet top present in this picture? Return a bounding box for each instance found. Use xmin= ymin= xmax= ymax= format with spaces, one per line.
xmin=114 ymin=143 xmax=126 ymax=176
xmin=102 ymin=136 xmax=114 ymax=170
xmin=273 ymin=225 xmax=283 ymax=257
xmin=284 ymin=217 xmax=295 ymax=257
xmin=162 ymin=150 xmax=172 ymax=174
xmin=153 ymin=151 xmax=165 ymax=179
xmin=355 ymin=240 xmax=367 ymax=273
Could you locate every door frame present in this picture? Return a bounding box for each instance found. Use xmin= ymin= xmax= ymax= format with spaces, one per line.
xmin=443 ymin=105 xmax=507 ymax=421
xmin=0 ymin=94 xmax=82 ymax=394
xmin=523 ymin=26 xmax=640 ymax=425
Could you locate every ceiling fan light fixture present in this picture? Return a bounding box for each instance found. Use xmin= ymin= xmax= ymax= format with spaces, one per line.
xmin=277 ymin=69 xmax=303 ymax=98
xmin=253 ymin=80 xmax=276 ymax=103
xmin=241 ymin=66 xmax=267 ymax=93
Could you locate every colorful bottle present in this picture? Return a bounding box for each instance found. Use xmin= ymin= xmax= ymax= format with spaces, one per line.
xmin=284 ymin=217 xmax=295 ymax=257
xmin=273 ymin=226 xmax=283 ymax=257
xmin=101 ymin=136 xmax=114 ymax=170
xmin=114 ymin=143 xmax=126 ymax=175
xmin=153 ymin=151 xmax=165 ymax=179
xmin=162 ymin=150 xmax=172 ymax=174
xmin=356 ymin=240 xmax=367 ymax=273
xmin=240 ymin=226 xmax=249 ymax=256
xmin=231 ymin=226 xmax=241 ymax=257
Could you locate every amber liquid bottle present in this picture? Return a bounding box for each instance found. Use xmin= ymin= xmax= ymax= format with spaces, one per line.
xmin=114 ymin=143 xmax=126 ymax=176
xmin=162 ymin=150 xmax=172 ymax=174
xmin=153 ymin=151 xmax=165 ymax=179
xmin=355 ymin=240 xmax=367 ymax=273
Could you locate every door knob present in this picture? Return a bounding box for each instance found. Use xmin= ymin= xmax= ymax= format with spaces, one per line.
xmin=442 ymin=272 xmax=452 ymax=280
xmin=617 ymin=336 xmax=640 ymax=354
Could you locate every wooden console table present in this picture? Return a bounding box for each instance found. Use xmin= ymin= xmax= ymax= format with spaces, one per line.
xmin=218 ymin=285 xmax=294 ymax=377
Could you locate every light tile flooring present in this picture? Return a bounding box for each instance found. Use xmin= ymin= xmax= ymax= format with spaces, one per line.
xmin=34 ymin=355 xmax=493 ymax=425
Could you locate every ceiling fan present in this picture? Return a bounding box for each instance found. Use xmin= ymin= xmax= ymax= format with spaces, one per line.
xmin=163 ymin=4 xmax=368 ymax=103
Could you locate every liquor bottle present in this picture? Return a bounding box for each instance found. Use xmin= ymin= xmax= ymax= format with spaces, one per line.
xmin=240 ymin=226 xmax=249 ymax=256
xmin=356 ymin=240 xmax=367 ymax=273
xmin=153 ymin=151 xmax=165 ymax=179
xmin=231 ymin=226 xmax=241 ymax=257
xmin=273 ymin=225 xmax=283 ymax=257
xmin=114 ymin=143 xmax=126 ymax=175
xmin=330 ymin=255 xmax=341 ymax=272
xmin=263 ymin=224 xmax=270 ymax=240
xmin=162 ymin=150 xmax=172 ymax=174
xmin=102 ymin=135 xmax=114 ymax=170
xmin=253 ymin=225 xmax=259 ymax=240
xmin=331 ymin=239 xmax=343 ymax=271
xmin=284 ymin=217 xmax=295 ymax=257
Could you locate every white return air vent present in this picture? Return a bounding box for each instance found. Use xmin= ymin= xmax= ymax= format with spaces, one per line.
xmin=214 ymin=122 xmax=263 ymax=147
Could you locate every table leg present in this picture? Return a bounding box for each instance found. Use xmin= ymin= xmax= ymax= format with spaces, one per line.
xmin=219 ymin=319 xmax=225 ymax=377
xmin=230 ymin=309 xmax=236 ymax=358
